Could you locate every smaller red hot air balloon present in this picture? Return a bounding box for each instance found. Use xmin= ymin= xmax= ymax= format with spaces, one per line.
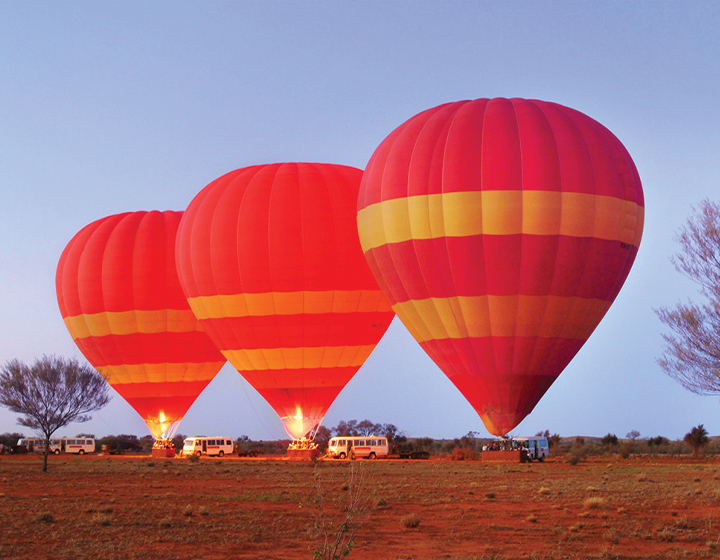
xmin=357 ymin=98 xmax=644 ymax=436
xmin=56 ymin=211 xmax=226 ymax=439
xmin=175 ymin=163 xmax=395 ymax=450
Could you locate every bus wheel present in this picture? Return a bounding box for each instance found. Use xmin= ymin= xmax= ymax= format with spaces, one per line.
xmin=218 ymin=451 xmax=224 ymax=457
xmin=195 ymin=451 xmax=202 ymax=457
xmin=78 ymin=450 xmax=85 ymax=455
xmin=54 ymin=449 xmax=60 ymax=455
xmin=369 ymin=452 xmax=376 ymax=460
xmin=338 ymin=452 xmax=346 ymax=459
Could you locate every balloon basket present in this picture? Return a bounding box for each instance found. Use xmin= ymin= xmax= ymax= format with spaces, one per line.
xmin=287 ymin=448 xmax=320 ymax=459
xmin=482 ymin=449 xmax=528 ymax=463
xmin=151 ymin=438 xmax=176 ymax=458
xmin=151 ymin=448 xmax=176 ymax=458
xmin=286 ymin=438 xmax=319 ymax=459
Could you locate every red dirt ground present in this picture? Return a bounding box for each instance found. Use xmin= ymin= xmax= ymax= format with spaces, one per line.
xmin=1 ymin=453 xmax=719 ymax=559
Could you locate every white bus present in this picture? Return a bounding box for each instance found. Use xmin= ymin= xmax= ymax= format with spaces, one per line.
xmin=512 ymin=436 xmax=549 ymax=462
xmin=17 ymin=438 xmax=61 ymax=454
xmin=182 ymin=437 xmax=234 ymax=457
xmin=60 ymin=438 xmax=96 ymax=455
xmin=17 ymin=438 xmax=95 ymax=455
xmin=327 ymin=436 xmax=389 ymax=460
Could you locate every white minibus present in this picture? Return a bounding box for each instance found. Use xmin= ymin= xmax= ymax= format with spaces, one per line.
xmin=17 ymin=438 xmax=95 ymax=454
xmin=17 ymin=438 xmax=61 ymax=454
xmin=327 ymin=436 xmax=389 ymax=460
xmin=61 ymin=438 xmax=96 ymax=455
xmin=512 ymin=436 xmax=549 ymax=462
xmin=182 ymin=437 xmax=234 ymax=457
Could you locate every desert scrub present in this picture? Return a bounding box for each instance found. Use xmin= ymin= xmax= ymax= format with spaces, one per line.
xmin=401 ymin=513 xmax=421 ymax=528
xmin=583 ymin=497 xmax=605 ymax=510
xmin=92 ymin=513 xmax=111 ymax=526
xmin=36 ymin=512 xmax=54 ymax=523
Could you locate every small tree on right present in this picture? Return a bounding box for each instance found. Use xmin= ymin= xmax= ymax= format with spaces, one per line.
xmin=656 ymin=199 xmax=720 ymax=395
xmin=684 ymin=424 xmax=709 ymax=456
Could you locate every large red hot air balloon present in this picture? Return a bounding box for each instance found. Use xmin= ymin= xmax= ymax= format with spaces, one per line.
xmin=56 ymin=211 xmax=226 ymax=439
xmin=175 ymin=163 xmax=395 ymax=442
xmin=357 ymin=98 xmax=644 ymax=436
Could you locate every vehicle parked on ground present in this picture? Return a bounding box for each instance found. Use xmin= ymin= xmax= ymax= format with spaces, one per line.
xmin=17 ymin=438 xmax=61 ymax=454
xmin=17 ymin=437 xmax=95 ymax=455
xmin=60 ymin=438 xmax=96 ymax=454
xmin=327 ymin=436 xmax=389 ymax=459
xmin=182 ymin=437 xmax=234 ymax=457
xmin=512 ymin=436 xmax=549 ymax=461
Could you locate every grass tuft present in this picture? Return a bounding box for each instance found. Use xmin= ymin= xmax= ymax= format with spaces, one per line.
xmin=583 ymin=497 xmax=605 ymax=510
xmin=401 ymin=513 xmax=421 ymax=528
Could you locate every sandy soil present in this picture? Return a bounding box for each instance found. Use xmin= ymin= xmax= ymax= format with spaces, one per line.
xmin=1 ymin=453 xmax=719 ymax=560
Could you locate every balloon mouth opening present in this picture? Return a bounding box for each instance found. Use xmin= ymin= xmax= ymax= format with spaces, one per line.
xmin=280 ymin=409 xmax=324 ymax=441
xmin=479 ymin=410 xmax=520 ymax=438
xmin=145 ymin=413 xmax=182 ymax=440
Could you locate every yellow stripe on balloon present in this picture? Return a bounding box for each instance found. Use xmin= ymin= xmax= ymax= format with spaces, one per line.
xmin=392 ymin=295 xmax=613 ymax=343
xmin=222 ymin=345 xmax=376 ymax=371
xmin=96 ymin=361 xmax=225 ymax=386
xmin=187 ymin=290 xmax=392 ymax=320
xmin=357 ymin=191 xmax=645 ymax=251
xmin=63 ymin=309 xmax=205 ymax=340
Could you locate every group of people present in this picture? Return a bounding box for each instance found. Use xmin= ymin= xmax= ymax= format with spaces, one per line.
xmin=288 ymin=437 xmax=318 ymax=451
xmin=482 ymin=440 xmax=527 ymax=452
xmin=151 ymin=438 xmax=175 ymax=450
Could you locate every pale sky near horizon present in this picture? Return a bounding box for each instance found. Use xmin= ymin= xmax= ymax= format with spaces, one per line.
xmin=1 ymin=1 xmax=719 ymax=442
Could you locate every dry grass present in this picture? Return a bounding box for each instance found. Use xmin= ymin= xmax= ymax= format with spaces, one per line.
xmin=401 ymin=512 xmax=421 ymax=528
xmin=583 ymin=496 xmax=606 ymax=510
xmin=2 ymin=454 xmax=719 ymax=560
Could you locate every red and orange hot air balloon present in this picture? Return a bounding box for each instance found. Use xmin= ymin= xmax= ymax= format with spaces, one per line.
xmin=56 ymin=211 xmax=226 ymax=439
xmin=175 ymin=163 xmax=395 ymax=445
xmin=357 ymin=98 xmax=644 ymax=436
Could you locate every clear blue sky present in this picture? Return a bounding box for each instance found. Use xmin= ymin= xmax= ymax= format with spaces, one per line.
xmin=1 ymin=1 xmax=719 ymax=441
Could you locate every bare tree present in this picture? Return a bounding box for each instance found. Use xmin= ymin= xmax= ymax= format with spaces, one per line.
xmin=656 ymin=199 xmax=720 ymax=395
xmin=0 ymin=355 xmax=110 ymax=471
xmin=310 ymin=462 xmax=374 ymax=560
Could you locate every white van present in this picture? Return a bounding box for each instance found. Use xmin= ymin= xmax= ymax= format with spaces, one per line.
xmin=18 ymin=438 xmax=95 ymax=454
xmin=327 ymin=436 xmax=389 ymax=460
xmin=17 ymin=438 xmax=61 ymax=454
xmin=512 ymin=436 xmax=549 ymax=462
xmin=182 ymin=437 xmax=234 ymax=457
xmin=60 ymin=438 xmax=96 ymax=455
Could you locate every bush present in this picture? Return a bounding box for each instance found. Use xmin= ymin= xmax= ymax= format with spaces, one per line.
xmin=618 ymin=441 xmax=634 ymax=459
xmin=449 ymin=447 xmax=478 ymax=461
xmin=684 ymin=424 xmax=709 ymax=456
xmin=400 ymin=513 xmax=421 ymax=528
xmin=601 ymin=433 xmax=618 ymax=447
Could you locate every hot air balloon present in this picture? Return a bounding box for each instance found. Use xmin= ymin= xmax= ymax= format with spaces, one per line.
xmin=357 ymin=98 xmax=644 ymax=436
xmin=175 ymin=163 xmax=395 ymax=448
xmin=56 ymin=211 xmax=226 ymax=440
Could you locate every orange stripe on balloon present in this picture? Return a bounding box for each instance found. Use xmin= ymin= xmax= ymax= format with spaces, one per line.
xmin=96 ymin=361 xmax=225 ymax=386
xmin=63 ymin=309 xmax=205 ymax=340
xmin=221 ymin=345 xmax=376 ymax=371
xmin=357 ymin=190 xmax=644 ymax=252
xmin=187 ymin=290 xmax=392 ymax=320
xmin=393 ymin=295 xmax=612 ymax=343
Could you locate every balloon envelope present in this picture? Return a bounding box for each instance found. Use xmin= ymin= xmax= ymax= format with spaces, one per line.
xmin=175 ymin=162 xmax=395 ymax=440
xmin=56 ymin=211 xmax=226 ymax=438
xmin=357 ymin=98 xmax=644 ymax=436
